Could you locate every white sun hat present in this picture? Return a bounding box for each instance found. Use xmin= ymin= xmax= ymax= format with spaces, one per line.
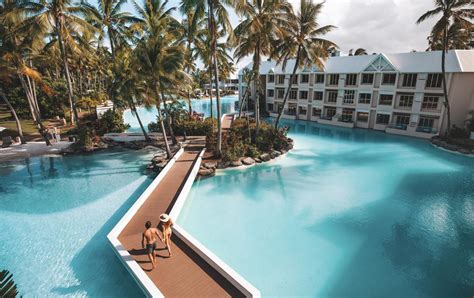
xmin=159 ymin=213 xmax=170 ymax=223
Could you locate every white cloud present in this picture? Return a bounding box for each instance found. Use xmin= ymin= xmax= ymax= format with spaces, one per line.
xmin=292 ymin=0 xmax=437 ymax=54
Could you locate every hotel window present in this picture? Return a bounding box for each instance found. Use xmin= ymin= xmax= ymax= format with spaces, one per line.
xmin=277 ymin=75 xmax=285 ymax=84
xmin=357 ymin=112 xmax=369 ymax=123
xmin=299 ymin=106 xmax=307 ymax=115
xmin=343 ymin=90 xmax=356 ymax=104
xmin=379 ymin=94 xmax=393 ymax=105
xmin=267 ymin=89 xmax=274 ymax=97
xmin=268 ymin=103 xmax=274 ymax=111
xmin=276 ymin=88 xmax=285 ymax=99
xmin=327 ymin=91 xmax=338 ymax=103
xmin=426 ymin=73 xmax=443 ymax=88
xmin=289 ymin=88 xmax=298 ymax=100
xmin=345 ymin=74 xmax=358 ymax=86
xmin=325 ymin=107 xmax=336 ymax=118
xmin=382 ymin=73 xmax=396 ymax=85
xmin=328 ymin=74 xmax=339 ymax=86
xmin=312 ymin=108 xmax=322 ymax=117
xmin=361 ymin=73 xmax=374 ymax=85
xmin=398 ymin=94 xmax=413 ymax=108
xmin=401 ymin=74 xmax=417 ymax=88
xmin=300 ymin=74 xmax=309 ymax=84
xmin=314 ymin=91 xmax=323 ymax=101
xmin=359 ymin=93 xmax=372 ymax=104
xmin=422 ymin=95 xmax=439 ymax=110
xmin=315 ymin=74 xmax=325 ymax=84
xmin=395 ymin=115 xmax=410 ymax=128
xmin=418 ymin=117 xmax=434 ymax=129
xmin=291 ymin=75 xmax=298 ymax=84
xmin=268 ymin=75 xmax=275 ymax=83
xmin=376 ymin=113 xmax=390 ymax=124
xmin=299 ymin=90 xmax=308 ymax=100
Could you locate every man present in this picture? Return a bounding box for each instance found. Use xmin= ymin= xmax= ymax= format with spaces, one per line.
xmin=142 ymin=221 xmax=160 ymax=270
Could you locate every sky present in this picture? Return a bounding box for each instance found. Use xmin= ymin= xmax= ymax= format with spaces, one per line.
xmin=117 ymin=0 xmax=438 ymax=76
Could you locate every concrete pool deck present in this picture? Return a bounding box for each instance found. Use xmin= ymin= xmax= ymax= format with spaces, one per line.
xmin=108 ymin=136 xmax=259 ymax=297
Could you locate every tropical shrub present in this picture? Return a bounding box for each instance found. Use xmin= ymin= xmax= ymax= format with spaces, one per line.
xmin=97 ymin=110 xmax=130 ymax=135
xmin=207 ymin=117 xmax=292 ymax=161
xmin=149 ymin=116 xmax=216 ymax=136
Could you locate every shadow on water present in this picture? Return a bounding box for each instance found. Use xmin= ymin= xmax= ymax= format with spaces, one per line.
xmin=307 ymin=168 xmax=474 ymax=297
xmin=52 ymin=177 xmax=152 ymax=297
xmin=0 ymin=149 xmax=151 ymax=214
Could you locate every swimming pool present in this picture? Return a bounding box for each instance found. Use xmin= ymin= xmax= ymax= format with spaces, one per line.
xmin=0 ymin=150 xmax=151 ymax=297
xmin=177 ymin=120 xmax=474 ymax=297
xmin=123 ymin=95 xmax=238 ymax=132
xmin=2 ymin=99 xmax=473 ymax=297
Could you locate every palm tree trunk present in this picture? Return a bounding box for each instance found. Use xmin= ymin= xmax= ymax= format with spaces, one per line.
xmin=238 ymin=74 xmax=253 ymax=117
xmin=18 ymin=75 xmax=51 ymax=146
xmin=441 ymin=28 xmax=451 ymax=137
xmin=155 ymin=86 xmax=172 ymax=158
xmin=275 ymin=47 xmax=301 ymax=128
xmin=187 ymin=91 xmax=192 ymax=117
xmin=253 ymin=43 xmax=262 ymax=141
xmin=131 ymin=101 xmax=151 ymax=142
xmin=0 ymin=88 xmax=26 ymax=144
xmin=55 ymin=19 xmax=80 ymax=128
xmin=208 ymin=66 xmax=214 ymax=119
xmin=209 ymin=2 xmax=222 ymax=156
xmin=161 ymin=90 xmax=178 ymax=145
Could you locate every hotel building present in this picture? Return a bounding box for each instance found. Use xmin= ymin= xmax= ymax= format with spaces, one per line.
xmin=238 ymin=50 xmax=474 ymax=139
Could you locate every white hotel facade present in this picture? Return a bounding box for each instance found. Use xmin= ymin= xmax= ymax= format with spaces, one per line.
xmin=238 ymin=50 xmax=474 ymax=139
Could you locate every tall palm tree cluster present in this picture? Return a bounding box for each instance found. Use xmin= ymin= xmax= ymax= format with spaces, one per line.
xmin=0 ymin=0 xmax=337 ymax=157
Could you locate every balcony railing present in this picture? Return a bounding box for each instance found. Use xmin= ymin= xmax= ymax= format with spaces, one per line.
xmin=338 ymin=115 xmax=354 ymax=123
xmin=416 ymin=126 xmax=438 ymax=134
xmin=320 ymin=115 xmax=333 ymax=120
xmin=284 ymin=109 xmax=296 ymax=116
xmin=388 ymin=123 xmax=408 ymax=130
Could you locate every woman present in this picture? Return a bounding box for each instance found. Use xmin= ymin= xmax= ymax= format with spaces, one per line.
xmin=159 ymin=213 xmax=173 ymax=257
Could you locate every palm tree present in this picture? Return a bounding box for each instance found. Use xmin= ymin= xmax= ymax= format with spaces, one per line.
xmin=81 ymin=0 xmax=142 ymax=59
xmin=349 ymin=48 xmax=368 ymax=56
xmin=177 ymin=10 xmax=200 ymax=116
xmin=134 ymin=0 xmax=184 ymax=158
xmin=111 ymin=49 xmax=151 ymax=141
xmin=0 ymin=0 xmax=51 ymax=145
xmin=181 ymin=0 xmax=234 ymax=156
xmin=22 ymin=0 xmax=97 ymax=128
xmin=417 ymin=0 xmax=473 ymax=136
xmin=194 ymin=24 xmax=234 ymax=121
xmin=233 ymin=0 xmax=292 ymax=139
xmin=273 ymin=0 xmax=336 ymax=128
xmin=0 ymin=88 xmax=26 ymax=144
xmin=427 ymin=21 xmax=473 ymax=50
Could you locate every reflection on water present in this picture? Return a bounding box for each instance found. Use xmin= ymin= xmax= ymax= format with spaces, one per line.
xmin=179 ymin=119 xmax=474 ymax=297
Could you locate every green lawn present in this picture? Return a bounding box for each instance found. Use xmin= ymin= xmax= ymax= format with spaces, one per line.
xmin=0 ymin=106 xmax=39 ymax=139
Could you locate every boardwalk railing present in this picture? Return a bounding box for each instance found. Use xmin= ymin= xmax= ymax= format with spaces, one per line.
xmin=169 ymin=149 xmax=261 ymax=297
xmin=107 ymin=148 xmax=184 ymax=297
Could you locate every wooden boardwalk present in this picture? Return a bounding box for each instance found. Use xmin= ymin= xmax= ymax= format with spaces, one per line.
xmin=222 ymin=114 xmax=234 ymax=131
xmin=117 ymin=137 xmax=245 ymax=297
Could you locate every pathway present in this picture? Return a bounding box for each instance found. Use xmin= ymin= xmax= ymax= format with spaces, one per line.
xmin=116 ymin=137 xmax=245 ymax=297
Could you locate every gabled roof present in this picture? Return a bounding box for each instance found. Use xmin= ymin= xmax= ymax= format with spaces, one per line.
xmin=239 ymin=50 xmax=474 ymax=75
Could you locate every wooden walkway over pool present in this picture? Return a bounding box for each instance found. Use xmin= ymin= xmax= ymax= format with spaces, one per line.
xmin=108 ymin=135 xmax=259 ymax=297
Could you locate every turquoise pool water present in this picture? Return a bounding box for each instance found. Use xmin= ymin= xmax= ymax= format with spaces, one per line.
xmin=0 ymin=150 xmax=151 ymax=297
xmin=123 ymin=95 xmax=238 ymax=132
xmin=178 ymin=120 xmax=474 ymax=297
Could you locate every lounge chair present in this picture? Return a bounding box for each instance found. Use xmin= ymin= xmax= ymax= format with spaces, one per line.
xmin=2 ymin=136 xmax=12 ymax=148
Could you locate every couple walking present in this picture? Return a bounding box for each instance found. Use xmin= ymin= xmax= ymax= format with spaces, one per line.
xmin=142 ymin=213 xmax=173 ymax=270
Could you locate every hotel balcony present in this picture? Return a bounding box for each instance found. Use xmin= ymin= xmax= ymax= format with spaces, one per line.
xmin=385 ymin=124 xmax=439 ymax=139
xmin=317 ymin=114 xmax=355 ymax=128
